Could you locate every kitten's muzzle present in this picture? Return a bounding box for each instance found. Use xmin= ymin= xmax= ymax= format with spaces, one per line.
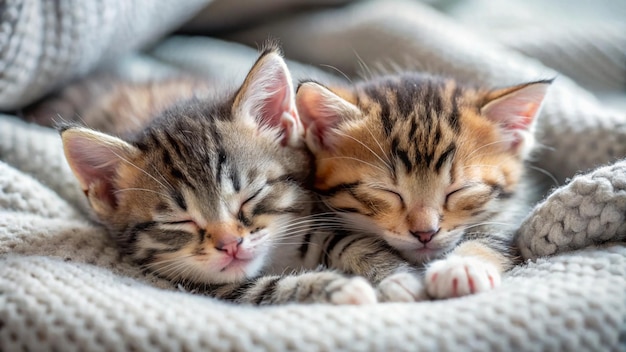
xmin=410 ymin=228 xmax=440 ymax=244
xmin=215 ymin=237 xmax=243 ymax=257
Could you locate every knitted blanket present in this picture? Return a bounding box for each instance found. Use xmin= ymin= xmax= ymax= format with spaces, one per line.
xmin=1 ymin=0 xmax=625 ymax=351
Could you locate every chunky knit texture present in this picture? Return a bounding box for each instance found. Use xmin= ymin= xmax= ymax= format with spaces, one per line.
xmin=1 ymin=0 xmax=625 ymax=351
xmin=0 ymin=0 xmax=211 ymax=110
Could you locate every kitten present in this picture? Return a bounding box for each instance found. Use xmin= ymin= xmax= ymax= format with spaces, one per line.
xmin=296 ymin=73 xmax=551 ymax=299
xmin=39 ymin=46 xmax=424 ymax=305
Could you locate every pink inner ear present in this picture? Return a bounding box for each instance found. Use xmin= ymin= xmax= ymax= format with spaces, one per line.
xmin=296 ymin=83 xmax=348 ymax=149
xmin=63 ymin=130 xmax=131 ymax=209
xmin=259 ymin=73 xmax=290 ymax=128
xmin=297 ymin=85 xmax=328 ymax=143
xmin=481 ymin=82 xmax=550 ymax=132
xmin=238 ymin=53 xmax=300 ymax=145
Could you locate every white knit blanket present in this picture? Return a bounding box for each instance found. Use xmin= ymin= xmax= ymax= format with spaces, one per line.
xmin=1 ymin=1 xmax=625 ymax=351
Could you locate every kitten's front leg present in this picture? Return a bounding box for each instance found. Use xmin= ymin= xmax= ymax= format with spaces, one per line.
xmin=188 ymin=271 xmax=378 ymax=305
xmin=377 ymin=271 xmax=428 ymax=302
xmin=425 ymin=236 xmax=513 ymax=299
xmin=321 ymin=234 xmax=428 ymax=302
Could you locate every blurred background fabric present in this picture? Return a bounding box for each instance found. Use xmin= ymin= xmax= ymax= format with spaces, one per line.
xmin=1 ymin=0 xmax=625 ymax=351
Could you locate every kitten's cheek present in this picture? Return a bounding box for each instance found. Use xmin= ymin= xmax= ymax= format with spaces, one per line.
xmin=235 ymin=247 xmax=258 ymax=261
xmin=243 ymin=255 xmax=267 ymax=278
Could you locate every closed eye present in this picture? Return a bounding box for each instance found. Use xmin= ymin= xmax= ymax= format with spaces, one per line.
xmin=163 ymin=220 xmax=195 ymax=225
xmin=384 ymin=189 xmax=405 ymax=207
xmin=243 ymin=188 xmax=263 ymax=206
xmin=445 ymin=186 xmax=470 ymax=203
xmin=372 ymin=187 xmax=405 ymax=208
xmin=445 ymin=183 xmax=494 ymax=211
xmin=160 ymin=219 xmax=199 ymax=231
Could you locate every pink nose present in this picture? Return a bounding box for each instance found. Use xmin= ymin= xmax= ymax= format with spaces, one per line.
xmin=215 ymin=237 xmax=243 ymax=257
xmin=410 ymin=229 xmax=438 ymax=244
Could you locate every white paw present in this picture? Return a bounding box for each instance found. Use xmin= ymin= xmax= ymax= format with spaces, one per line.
xmin=327 ymin=277 xmax=378 ymax=305
xmin=377 ymin=272 xmax=428 ymax=302
xmin=425 ymin=256 xmax=501 ymax=299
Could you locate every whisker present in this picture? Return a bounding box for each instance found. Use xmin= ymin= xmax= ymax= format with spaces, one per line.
xmin=277 ymin=219 xmax=350 ymax=229
xmin=114 ymin=188 xmax=171 ymax=198
xmin=464 ymin=221 xmax=513 ymax=230
xmin=362 ymin=122 xmax=393 ymax=166
xmin=318 ymin=64 xmax=352 ymax=84
xmin=465 ymin=140 xmax=508 ymax=160
xmin=527 ymin=165 xmax=560 ymax=187
xmin=142 ymin=254 xmax=194 ymax=269
xmin=320 ymin=156 xmax=387 ymax=174
xmin=352 ymin=48 xmax=374 ymax=79
xmin=277 ymin=227 xmax=351 ymax=238
xmin=148 ymin=163 xmax=175 ymax=192
xmin=107 ymin=148 xmax=173 ymax=192
xmin=334 ymin=129 xmax=393 ymax=173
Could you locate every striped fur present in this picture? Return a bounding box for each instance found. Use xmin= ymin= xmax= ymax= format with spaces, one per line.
xmin=44 ymin=47 xmax=423 ymax=305
xmin=297 ymin=73 xmax=551 ymax=299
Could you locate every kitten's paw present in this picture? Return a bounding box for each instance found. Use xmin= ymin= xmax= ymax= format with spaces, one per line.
xmin=377 ymin=272 xmax=428 ymax=302
xmin=327 ymin=277 xmax=378 ymax=305
xmin=425 ymin=256 xmax=501 ymax=299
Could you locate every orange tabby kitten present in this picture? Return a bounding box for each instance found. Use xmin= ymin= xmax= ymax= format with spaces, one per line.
xmin=296 ymin=74 xmax=550 ymax=299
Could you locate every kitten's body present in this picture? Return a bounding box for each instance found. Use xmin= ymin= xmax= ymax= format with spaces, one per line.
xmin=31 ymin=48 xmax=423 ymax=305
xmin=297 ymin=73 xmax=550 ymax=299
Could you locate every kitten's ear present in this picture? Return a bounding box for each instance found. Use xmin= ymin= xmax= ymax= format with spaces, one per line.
xmin=481 ymin=79 xmax=552 ymax=152
xmin=60 ymin=126 xmax=140 ymax=215
xmin=233 ymin=49 xmax=300 ymax=146
xmin=296 ymin=81 xmax=360 ymax=152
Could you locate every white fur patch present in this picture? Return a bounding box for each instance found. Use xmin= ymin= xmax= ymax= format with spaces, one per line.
xmin=426 ymin=255 xmax=501 ymax=299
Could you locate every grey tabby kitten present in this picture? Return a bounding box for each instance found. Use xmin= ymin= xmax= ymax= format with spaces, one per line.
xmin=40 ymin=46 xmax=425 ymax=305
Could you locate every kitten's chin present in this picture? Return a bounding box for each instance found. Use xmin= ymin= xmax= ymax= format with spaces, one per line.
xmin=381 ymin=231 xmax=455 ymax=265
xmin=209 ymin=255 xmax=267 ymax=284
xmin=400 ymin=247 xmax=446 ymax=265
xmin=155 ymin=251 xmax=269 ymax=285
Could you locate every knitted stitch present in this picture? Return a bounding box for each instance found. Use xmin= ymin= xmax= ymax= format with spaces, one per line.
xmin=0 ymin=0 xmax=211 ymax=110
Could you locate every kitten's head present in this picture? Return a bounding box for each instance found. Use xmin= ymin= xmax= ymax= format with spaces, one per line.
xmin=296 ymin=74 xmax=550 ymax=263
xmin=61 ymin=48 xmax=310 ymax=284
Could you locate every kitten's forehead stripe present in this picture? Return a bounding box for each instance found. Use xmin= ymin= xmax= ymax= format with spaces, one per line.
xmin=230 ymin=169 xmax=241 ymax=192
xmin=364 ymin=85 xmax=393 ymax=137
xmin=216 ymin=149 xmax=227 ymax=185
xmin=409 ymin=118 xmax=418 ymax=142
xmin=434 ymin=143 xmax=456 ymax=173
xmin=448 ymin=86 xmax=462 ymax=132
xmin=153 ymin=130 xmax=196 ymax=191
xmin=172 ymin=190 xmax=187 ymax=211
xmin=429 ymin=84 xmax=444 ymax=116
xmin=164 ymin=129 xmax=185 ymax=159
xmin=396 ymin=78 xmax=419 ymax=118
xmin=391 ymin=137 xmax=412 ymax=173
xmin=170 ymin=166 xmax=195 ymax=191
xmin=354 ymin=75 xmax=467 ymax=174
